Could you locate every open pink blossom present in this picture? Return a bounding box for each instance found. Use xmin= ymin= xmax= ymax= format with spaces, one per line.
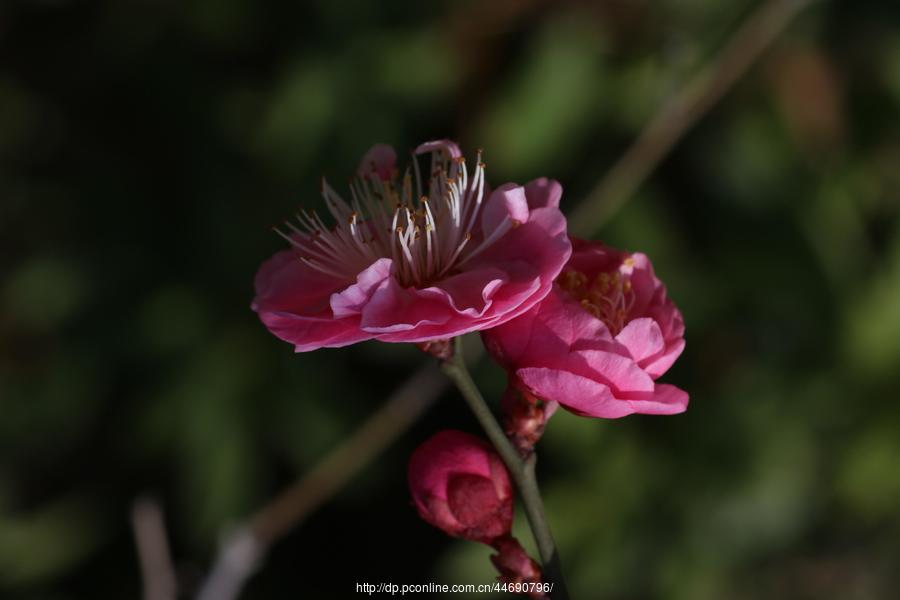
xmin=252 ymin=140 xmax=571 ymax=351
xmin=482 ymin=238 xmax=688 ymax=419
xmin=408 ymin=430 xmax=513 ymax=544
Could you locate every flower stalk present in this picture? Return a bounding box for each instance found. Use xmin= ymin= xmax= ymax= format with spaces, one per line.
xmin=440 ymin=337 xmax=569 ymax=600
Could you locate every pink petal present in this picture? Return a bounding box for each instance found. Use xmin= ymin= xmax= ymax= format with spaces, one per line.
xmin=626 ymin=252 xmax=665 ymax=318
xmin=567 ymin=236 xmax=624 ymax=275
xmin=418 ymin=266 xmax=509 ymax=317
xmin=569 ymin=349 xmax=655 ymax=395
xmin=627 ymin=383 xmax=689 ymax=415
xmin=253 ymin=249 xmax=345 ymax=313
xmin=476 ymin=207 xmax=570 ymax=272
xmin=409 ymin=432 xmax=494 ymax=500
xmin=486 ymin=291 xmax=608 ymax=362
xmin=516 ymin=367 xmax=633 ymax=419
xmin=419 ymin=495 xmax=460 ymax=532
xmin=360 ymin=268 xmax=509 ymax=337
xmin=447 ymin=474 xmax=511 ymax=540
xmin=649 ymin=298 xmax=685 ymax=341
xmin=415 ymin=139 xmax=462 ymax=159
xmin=258 ymin=309 xmax=373 ymax=352
xmin=357 ymin=143 xmax=397 ymax=181
xmin=253 ymin=249 xmax=375 ymax=351
xmin=523 ymin=178 xmax=562 ymax=209
xmin=359 ymin=277 xmax=452 ymax=334
xmin=481 ymin=183 xmax=530 ymax=236
xmin=374 ymin=276 xmax=542 ymax=343
xmin=615 ymin=317 xmax=665 ymax=365
xmin=481 ymin=301 xmax=541 ymax=368
xmin=539 ymin=290 xmax=616 ymax=348
xmin=329 ymin=258 xmax=393 ymax=317
xmin=643 ymin=338 xmax=686 ymax=378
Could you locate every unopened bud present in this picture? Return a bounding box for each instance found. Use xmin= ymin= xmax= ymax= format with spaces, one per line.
xmin=408 ymin=430 xmax=512 ymax=544
xmin=416 ymin=338 xmax=454 ymax=360
xmin=501 ymin=379 xmax=557 ymax=456
xmin=490 ymin=535 xmax=547 ymax=599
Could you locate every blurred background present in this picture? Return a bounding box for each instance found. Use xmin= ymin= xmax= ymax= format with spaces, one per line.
xmin=3 ymin=0 xmax=900 ymax=598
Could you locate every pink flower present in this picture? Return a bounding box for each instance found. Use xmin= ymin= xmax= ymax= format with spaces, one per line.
xmin=407 ymin=430 xmax=513 ymax=544
xmin=483 ymin=238 xmax=688 ymax=419
xmin=252 ymin=140 xmax=571 ymax=351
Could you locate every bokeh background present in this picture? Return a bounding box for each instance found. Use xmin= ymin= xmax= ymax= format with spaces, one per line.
xmin=3 ymin=0 xmax=900 ymax=598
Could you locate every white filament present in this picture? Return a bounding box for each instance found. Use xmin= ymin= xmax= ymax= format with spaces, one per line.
xmin=275 ymin=149 xmax=493 ymax=287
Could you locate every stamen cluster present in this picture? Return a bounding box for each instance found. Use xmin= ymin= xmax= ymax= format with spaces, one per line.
xmin=557 ymin=258 xmax=636 ymax=335
xmin=274 ymin=148 xmax=510 ymax=288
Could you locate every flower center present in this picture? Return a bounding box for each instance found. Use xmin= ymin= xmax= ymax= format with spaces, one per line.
xmin=273 ymin=147 xmax=511 ymax=288
xmin=557 ymin=260 xmax=635 ymax=335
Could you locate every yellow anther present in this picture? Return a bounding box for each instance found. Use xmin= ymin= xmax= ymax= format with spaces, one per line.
xmin=558 ymin=266 xmax=635 ymax=334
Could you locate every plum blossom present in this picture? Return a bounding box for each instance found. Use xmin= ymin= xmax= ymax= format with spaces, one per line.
xmin=252 ymin=140 xmax=571 ymax=352
xmin=483 ymin=238 xmax=688 ymax=419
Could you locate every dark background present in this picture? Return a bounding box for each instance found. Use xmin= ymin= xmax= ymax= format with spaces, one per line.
xmin=3 ymin=0 xmax=900 ymax=598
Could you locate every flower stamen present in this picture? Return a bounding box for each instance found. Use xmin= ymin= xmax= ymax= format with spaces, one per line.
xmin=277 ymin=147 xmax=494 ymax=287
xmin=558 ymin=264 xmax=636 ymax=334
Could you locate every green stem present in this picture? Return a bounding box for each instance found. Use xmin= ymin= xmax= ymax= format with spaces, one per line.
xmin=440 ymin=337 xmax=570 ymax=600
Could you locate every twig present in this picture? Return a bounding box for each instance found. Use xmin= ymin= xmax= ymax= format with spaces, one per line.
xmin=569 ymin=0 xmax=817 ymax=236
xmin=441 ymin=338 xmax=569 ymax=600
xmin=250 ymin=359 xmax=451 ymax=545
xmin=196 ymin=526 xmax=262 ymax=600
xmin=132 ymin=496 xmax=178 ymax=600
xmin=195 ymin=358 xmax=452 ymax=600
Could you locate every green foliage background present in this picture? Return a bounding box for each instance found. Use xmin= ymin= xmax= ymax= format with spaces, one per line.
xmin=2 ymin=0 xmax=900 ymax=598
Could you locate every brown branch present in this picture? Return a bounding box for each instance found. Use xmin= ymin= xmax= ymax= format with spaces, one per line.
xmin=569 ymin=0 xmax=818 ymax=236
xmin=250 ymin=359 xmax=451 ymax=545
xmin=196 ymin=354 xmax=457 ymax=600
xmin=132 ymin=496 xmax=177 ymax=600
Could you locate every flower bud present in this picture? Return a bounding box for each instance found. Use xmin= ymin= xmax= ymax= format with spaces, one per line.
xmin=415 ymin=338 xmax=454 ymax=360
xmin=490 ymin=535 xmax=547 ymax=599
xmin=408 ymin=430 xmax=513 ymax=544
xmin=501 ymin=379 xmax=558 ymax=455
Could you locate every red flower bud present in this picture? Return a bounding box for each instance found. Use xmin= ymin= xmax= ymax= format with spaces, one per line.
xmin=490 ymin=535 xmax=547 ymax=599
xmin=501 ymin=378 xmax=558 ymax=455
xmin=415 ymin=338 xmax=454 ymax=360
xmin=408 ymin=430 xmax=513 ymax=544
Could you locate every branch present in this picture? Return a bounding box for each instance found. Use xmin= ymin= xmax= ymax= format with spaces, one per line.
xmin=196 ymin=358 xmax=453 ymax=600
xmin=569 ymin=0 xmax=817 ymax=236
xmin=132 ymin=496 xmax=177 ymax=600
